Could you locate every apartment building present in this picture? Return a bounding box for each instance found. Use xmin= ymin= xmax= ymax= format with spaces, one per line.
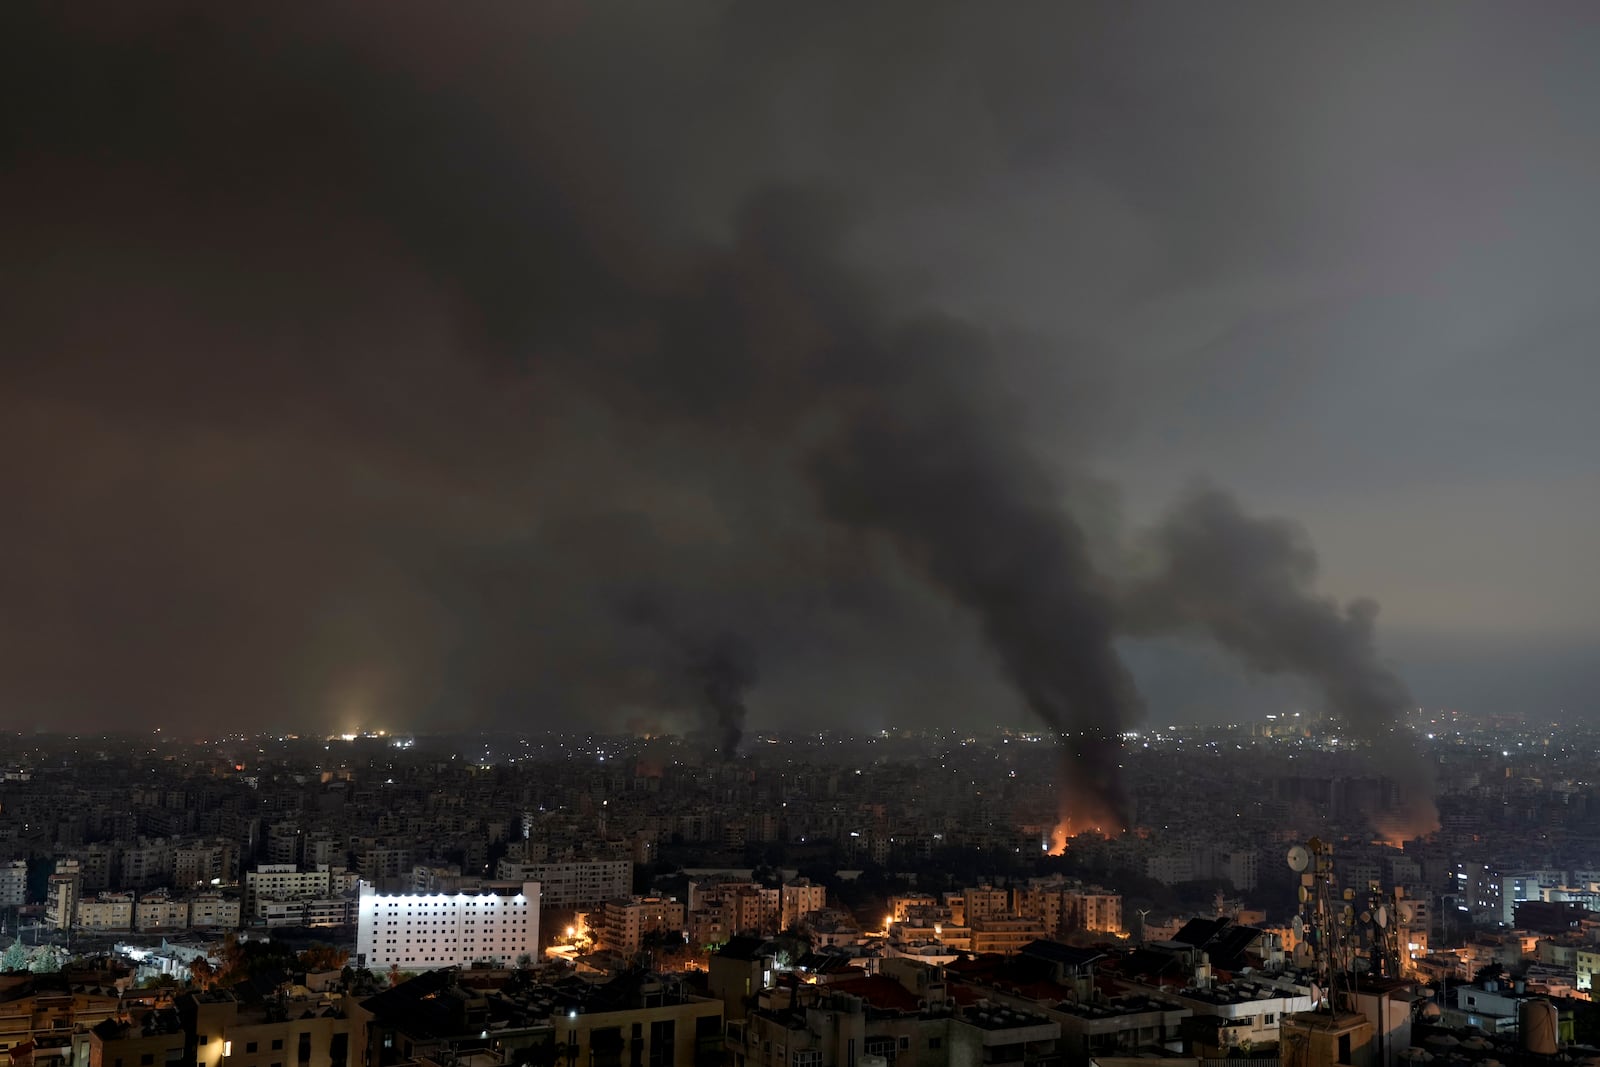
xmin=173 ymin=841 xmax=239 ymax=888
xmin=0 ymin=860 xmax=28 ymax=907
xmin=496 ymin=859 xmax=629 ymax=910
xmin=962 ymin=886 xmax=1011 ymax=925
xmin=190 ymin=892 xmax=243 ymax=930
xmin=77 ymin=892 xmax=135 ymax=931
xmin=970 ymin=917 xmax=1048 ymax=955
xmin=47 ymin=860 xmax=81 ymax=930
xmin=600 ymin=896 xmax=687 ymax=954
xmin=183 ymin=989 xmax=359 ymax=1067
xmin=243 ymin=865 xmax=355 ymax=922
xmin=119 ymin=839 xmax=173 ymax=890
xmin=136 ymin=891 xmax=190 ymax=932
xmin=780 ymin=881 xmax=827 ymax=930
xmin=355 ymin=880 xmax=540 ymax=970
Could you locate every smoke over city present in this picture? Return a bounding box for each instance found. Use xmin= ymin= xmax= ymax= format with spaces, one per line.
xmin=8 ymin=2 xmax=1582 ymax=830
xmin=1121 ymin=488 xmax=1439 ymax=830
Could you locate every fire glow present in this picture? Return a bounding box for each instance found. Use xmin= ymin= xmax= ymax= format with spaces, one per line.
xmin=1046 ymin=800 xmax=1124 ymax=854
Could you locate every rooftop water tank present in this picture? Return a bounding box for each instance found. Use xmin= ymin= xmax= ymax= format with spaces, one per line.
xmin=1520 ymin=998 xmax=1559 ymax=1056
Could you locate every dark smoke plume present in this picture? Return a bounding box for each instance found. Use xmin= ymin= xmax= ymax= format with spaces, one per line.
xmin=695 ymin=638 xmax=757 ymax=761
xmin=1121 ymin=487 xmax=1438 ymax=833
xmin=808 ymin=317 xmax=1141 ymax=821
xmin=617 ymin=592 xmax=757 ymax=760
xmin=0 ymin=5 xmax=1438 ymax=829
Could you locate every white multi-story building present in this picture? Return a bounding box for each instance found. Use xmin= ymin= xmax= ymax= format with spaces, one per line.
xmin=496 ymin=859 xmax=629 ymax=909
xmin=356 ymin=880 xmax=540 ymax=971
xmin=0 ymin=860 xmax=29 ymax=907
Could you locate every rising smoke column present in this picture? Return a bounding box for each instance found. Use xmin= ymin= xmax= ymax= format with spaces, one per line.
xmin=0 ymin=2 xmax=1433 ymax=826
xmin=617 ymin=591 xmax=758 ymax=761
xmin=1121 ymin=486 xmax=1438 ymax=834
xmin=808 ymin=317 xmax=1143 ymax=828
xmin=695 ymin=636 xmax=757 ymax=760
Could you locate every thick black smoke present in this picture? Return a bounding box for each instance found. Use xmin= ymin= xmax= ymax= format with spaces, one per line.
xmin=809 ymin=317 xmax=1141 ymax=819
xmin=0 ymin=4 xmax=1433 ymax=827
xmin=1121 ymin=487 xmax=1438 ymax=832
xmin=696 ymin=638 xmax=758 ymax=761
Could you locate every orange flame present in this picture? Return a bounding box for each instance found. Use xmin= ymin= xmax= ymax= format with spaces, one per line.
xmin=1047 ymin=799 xmax=1124 ymax=854
xmin=1371 ymin=803 xmax=1441 ymax=849
xmin=1048 ymin=747 xmax=1128 ymax=854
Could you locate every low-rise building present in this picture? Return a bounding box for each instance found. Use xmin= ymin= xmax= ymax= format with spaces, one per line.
xmin=136 ymin=891 xmax=189 ymax=932
xmin=183 ymin=989 xmax=359 ymax=1067
xmin=76 ymin=892 xmax=135 ymax=931
xmin=970 ymin=918 xmax=1048 ymax=956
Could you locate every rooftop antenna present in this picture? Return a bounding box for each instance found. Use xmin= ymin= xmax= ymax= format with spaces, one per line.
xmin=1287 ymin=838 xmax=1355 ymax=1015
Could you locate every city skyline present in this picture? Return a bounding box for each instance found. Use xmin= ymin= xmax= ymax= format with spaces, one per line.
xmin=3 ymin=3 xmax=1598 ymax=744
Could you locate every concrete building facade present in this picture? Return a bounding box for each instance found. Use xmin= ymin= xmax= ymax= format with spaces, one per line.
xmin=356 ymin=880 xmax=540 ymax=970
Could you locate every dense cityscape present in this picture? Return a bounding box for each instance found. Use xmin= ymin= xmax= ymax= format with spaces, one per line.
xmin=6 ymin=3 xmax=1599 ymax=1067
xmin=0 ymin=714 xmax=1598 ymax=1066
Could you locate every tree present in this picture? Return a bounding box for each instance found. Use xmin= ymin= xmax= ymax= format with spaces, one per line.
xmin=189 ymin=957 xmax=217 ymax=990
xmin=297 ymin=944 xmax=349 ymax=972
xmin=28 ymin=947 xmax=59 ymax=973
xmin=2 ymin=941 xmax=28 ymax=973
xmin=216 ymin=937 xmax=299 ymax=986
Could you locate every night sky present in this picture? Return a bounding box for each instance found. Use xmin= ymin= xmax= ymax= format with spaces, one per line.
xmin=3 ymin=3 xmax=1597 ymax=739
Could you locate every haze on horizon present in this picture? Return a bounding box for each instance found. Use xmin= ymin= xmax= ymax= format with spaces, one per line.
xmin=2 ymin=2 xmax=1597 ymax=738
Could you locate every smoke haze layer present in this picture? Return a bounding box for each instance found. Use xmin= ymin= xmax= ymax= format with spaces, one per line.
xmin=0 ymin=2 xmax=1542 ymax=821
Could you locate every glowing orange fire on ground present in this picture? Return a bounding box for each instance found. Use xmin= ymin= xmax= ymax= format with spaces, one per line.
xmin=1048 ymin=743 xmax=1131 ymax=854
xmin=1371 ymin=795 xmax=1442 ymax=849
xmin=1047 ymin=799 xmax=1125 ymax=854
xmin=1371 ymin=814 xmax=1441 ymax=849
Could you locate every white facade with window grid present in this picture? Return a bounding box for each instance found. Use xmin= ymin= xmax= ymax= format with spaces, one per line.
xmin=356 ymin=880 xmax=539 ymax=970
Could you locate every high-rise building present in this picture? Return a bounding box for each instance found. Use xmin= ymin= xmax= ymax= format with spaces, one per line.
xmin=355 ymin=880 xmax=540 ymax=971
xmin=0 ymin=859 xmax=29 ymax=907
xmin=47 ymin=859 xmax=82 ymax=931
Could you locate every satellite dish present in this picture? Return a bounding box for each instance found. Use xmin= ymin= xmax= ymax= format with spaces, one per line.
xmin=1298 ymin=886 xmax=1311 ymax=904
xmin=1375 ymin=905 xmax=1389 ymax=929
xmin=1287 ymin=845 xmax=1311 ymax=872
xmin=1342 ymin=905 xmax=1355 ymax=925
xmin=1292 ymin=914 xmax=1305 ymax=937
xmin=1398 ymin=904 xmax=1414 ymax=924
